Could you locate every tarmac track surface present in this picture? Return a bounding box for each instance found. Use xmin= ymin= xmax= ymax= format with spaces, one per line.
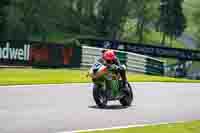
xmin=0 ymin=83 xmax=200 ymax=133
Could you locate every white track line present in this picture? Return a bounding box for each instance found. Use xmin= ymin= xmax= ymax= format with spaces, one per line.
xmin=0 ymin=83 xmax=84 ymax=88
xmin=59 ymin=121 xmax=186 ymax=133
xmin=0 ymin=82 xmax=196 ymax=88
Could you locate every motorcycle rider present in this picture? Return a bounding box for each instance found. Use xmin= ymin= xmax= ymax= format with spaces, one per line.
xmin=97 ymin=49 xmax=128 ymax=89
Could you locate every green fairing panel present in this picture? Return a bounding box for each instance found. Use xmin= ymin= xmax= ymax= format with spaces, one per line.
xmin=106 ymin=80 xmax=120 ymax=97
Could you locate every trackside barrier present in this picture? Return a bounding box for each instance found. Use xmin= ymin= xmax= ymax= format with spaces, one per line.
xmin=0 ymin=40 xmax=81 ymax=68
xmin=81 ymin=46 xmax=164 ymax=75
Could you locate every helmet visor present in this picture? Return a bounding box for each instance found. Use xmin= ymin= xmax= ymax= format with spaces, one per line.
xmin=106 ymin=59 xmax=114 ymax=64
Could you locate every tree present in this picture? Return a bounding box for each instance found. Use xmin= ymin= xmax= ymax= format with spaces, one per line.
xmin=16 ymin=0 xmax=65 ymax=41
xmin=95 ymin=0 xmax=130 ymax=39
xmin=192 ymin=1 xmax=200 ymax=47
xmin=4 ymin=0 xmax=170 ymax=43
xmin=56 ymin=0 xmax=131 ymax=40
xmin=0 ymin=0 xmax=10 ymax=40
xmin=62 ymin=0 xmax=100 ymax=36
xmin=157 ymin=0 xmax=186 ymax=46
xmin=124 ymin=0 xmax=160 ymax=43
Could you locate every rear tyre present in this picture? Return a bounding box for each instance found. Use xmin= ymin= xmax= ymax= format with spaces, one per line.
xmin=93 ymin=84 xmax=107 ymax=108
xmin=120 ymin=83 xmax=133 ymax=106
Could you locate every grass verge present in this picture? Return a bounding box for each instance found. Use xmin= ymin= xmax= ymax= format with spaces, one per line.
xmin=0 ymin=68 xmax=200 ymax=86
xmin=81 ymin=120 xmax=200 ymax=133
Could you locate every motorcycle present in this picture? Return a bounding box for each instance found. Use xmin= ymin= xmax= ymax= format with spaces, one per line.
xmin=88 ymin=62 xmax=133 ymax=108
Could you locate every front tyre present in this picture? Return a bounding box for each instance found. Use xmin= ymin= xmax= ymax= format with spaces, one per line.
xmin=120 ymin=83 xmax=133 ymax=106
xmin=93 ymin=84 xmax=107 ymax=108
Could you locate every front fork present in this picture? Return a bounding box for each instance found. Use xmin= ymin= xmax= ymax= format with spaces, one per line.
xmin=106 ymin=80 xmax=121 ymax=97
xmin=94 ymin=80 xmax=121 ymax=98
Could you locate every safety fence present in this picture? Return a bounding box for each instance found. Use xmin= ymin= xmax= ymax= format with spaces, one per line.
xmin=81 ymin=46 xmax=164 ymax=75
xmin=0 ymin=40 xmax=164 ymax=75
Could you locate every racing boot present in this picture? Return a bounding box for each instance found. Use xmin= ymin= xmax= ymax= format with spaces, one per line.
xmin=121 ymin=80 xmax=128 ymax=91
xmin=119 ymin=66 xmax=128 ymax=91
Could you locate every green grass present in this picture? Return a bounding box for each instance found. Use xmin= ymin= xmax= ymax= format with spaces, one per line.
xmin=0 ymin=68 xmax=200 ymax=86
xmin=31 ymin=32 xmax=68 ymax=43
xmin=123 ymin=28 xmax=187 ymax=49
xmin=183 ymin=0 xmax=200 ymax=35
xmin=188 ymin=61 xmax=200 ymax=73
xmin=144 ymin=30 xmax=186 ymax=49
xmin=0 ymin=68 xmax=89 ymax=85
xmin=160 ymin=58 xmax=178 ymax=66
xmin=83 ymin=120 xmax=200 ymax=133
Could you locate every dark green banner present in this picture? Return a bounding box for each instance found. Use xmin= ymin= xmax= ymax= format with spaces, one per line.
xmin=79 ymin=38 xmax=200 ymax=61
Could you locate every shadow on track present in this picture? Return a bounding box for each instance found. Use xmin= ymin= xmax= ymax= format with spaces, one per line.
xmin=88 ymin=105 xmax=130 ymax=110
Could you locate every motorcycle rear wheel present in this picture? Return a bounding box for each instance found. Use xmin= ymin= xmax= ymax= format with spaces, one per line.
xmin=119 ymin=83 xmax=133 ymax=106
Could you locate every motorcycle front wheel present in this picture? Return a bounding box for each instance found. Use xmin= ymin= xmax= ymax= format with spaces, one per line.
xmin=93 ymin=84 xmax=107 ymax=108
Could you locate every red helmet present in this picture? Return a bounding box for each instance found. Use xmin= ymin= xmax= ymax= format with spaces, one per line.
xmin=103 ymin=50 xmax=116 ymax=62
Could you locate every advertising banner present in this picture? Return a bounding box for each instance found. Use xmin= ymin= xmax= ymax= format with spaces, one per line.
xmin=0 ymin=41 xmax=30 ymax=65
xmin=79 ymin=38 xmax=200 ymax=61
xmin=0 ymin=41 xmax=81 ymax=67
